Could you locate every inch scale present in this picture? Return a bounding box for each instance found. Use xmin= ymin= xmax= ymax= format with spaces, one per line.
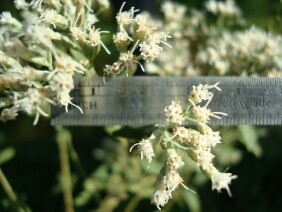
xmin=51 ymin=77 xmax=282 ymax=126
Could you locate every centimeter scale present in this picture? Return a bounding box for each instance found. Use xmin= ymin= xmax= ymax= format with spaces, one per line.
xmin=51 ymin=77 xmax=282 ymax=126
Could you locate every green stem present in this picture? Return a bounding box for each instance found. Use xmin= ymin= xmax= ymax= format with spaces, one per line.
xmin=56 ymin=127 xmax=74 ymax=212
xmin=0 ymin=168 xmax=25 ymax=212
xmin=124 ymin=194 xmax=141 ymax=212
xmin=184 ymin=117 xmax=198 ymax=124
xmin=67 ymin=139 xmax=87 ymax=179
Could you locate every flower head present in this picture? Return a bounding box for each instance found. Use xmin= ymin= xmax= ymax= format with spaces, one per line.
xmin=0 ymin=107 xmax=19 ymax=122
xmin=0 ymin=12 xmax=13 ymax=25
xmin=139 ymin=41 xmax=163 ymax=62
xmin=163 ymin=170 xmax=185 ymax=192
xmin=88 ymin=28 xmax=111 ymax=54
xmin=189 ymin=98 xmax=227 ymax=124
xmin=189 ymin=83 xmax=221 ymax=104
xmin=151 ymin=188 xmax=170 ymax=210
xmin=116 ymin=2 xmax=138 ymax=30
xmin=56 ymin=91 xmax=83 ymax=114
xmin=15 ymin=88 xmax=54 ymax=125
xmin=130 ymin=139 xmax=155 ymax=164
xmin=166 ymin=148 xmax=184 ymax=170
xmin=164 ymin=101 xmax=184 ymax=125
xmin=211 ymin=171 xmax=238 ymax=197
xmin=14 ymin=0 xmax=29 ymax=10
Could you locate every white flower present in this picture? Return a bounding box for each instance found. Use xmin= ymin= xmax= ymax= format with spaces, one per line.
xmin=70 ymin=16 xmax=87 ymax=41
xmin=14 ymin=0 xmax=29 ymax=10
xmin=0 ymin=12 xmax=13 ymax=24
xmin=113 ymin=31 xmax=133 ymax=44
xmin=88 ymin=28 xmax=111 ymax=54
xmin=204 ymin=129 xmax=221 ymax=147
xmin=135 ymin=14 xmax=155 ymax=38
xmin=189 ymin=99 xmax=227 ymax=124
xmin=118 ymin=50 xmax=145 ymax=76
xmin=189 ymin=130 xmax=208 ymax=149
xmin=166 ymin=148 xmax=184 ymax=170
xmin=211 ymin=171 xmax=238 ymax=197
xmin=214 ymin=60 xmax=229 ymax=75
xmin=163 ymin=170 xmax=185 ymax=192
xmin=164 ymin=101 xmax=184 ymax=125
xmin=151 ymin=189 xmax=170 ymax=210
xmin=218 ymin=0 xmax=241 ymax=17
xmin=30 ymin=0 xmax=44 ymax=10
xmin=103 ymin=62 xmax=123 ymax=76
xmin=49 ymin=72 xmax=74 ymax=93
xmin=70 ymin=26 xmax=86 ymax=41
xmin=25 ymin=25 xmax=58 ymax=50
xmin=195 ymin=148 xmax=215 ymax=169
xmin=139 ymin=41 xmax=163 ymax=62
xmin=205 ymin=0 xmax=241 ymax=17
xmin=205 ymin=0 xmax=218 ymax=14
xmin=40 ymin=9 xmax=68 ymax=28
xmin=173 ymin=126 xmax=190 ymax=143
xmin=189 ymin=83 xmax=221 ymax=104
xmin=53 ymin=56 xmax=85 ymax=75
xmin=0 ymin=107 xmax=18 ymax=122
xmin=15 ymin=88 xmax=55 ymax=125
xmin=116 ymin=2 xmax=138 ymax=30
xmin=56 ymin=91 xmax=83 ymax=114
xmin=40 ymin=10 xmax=58 ymax=27
xmin=146 ymin=32 xmax=172 ymax=48
xmin=130 ymin=139 xmax=155 ymax=164
xmin=161 ymin=1 xmax=186 ymax=21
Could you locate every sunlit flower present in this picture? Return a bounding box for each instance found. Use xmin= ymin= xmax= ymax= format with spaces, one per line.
xmin=130 ymin=138 xmax=155 ymax=164
xmin=189 ymin=83 xmax=221 ymax=104
xmin=166 ymin=148 xmax=184 ymax=170
xmin=151 ymin=188 xmax=170 ymax=210
xmin=164 ymin=101 xmax=184 ymax=125
xmin=211 ymin=171 xmax=238 ymax=197
xmin=14 ymin=0 xmax=29 ymax=10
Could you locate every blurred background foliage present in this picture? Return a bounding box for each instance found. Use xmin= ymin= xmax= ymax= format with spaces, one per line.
xmin=1 ymin=0 xmax=282 ymax=211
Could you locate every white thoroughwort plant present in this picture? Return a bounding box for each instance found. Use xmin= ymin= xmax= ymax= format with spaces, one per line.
xmin=130 ymin=83 xmax=237 ymax=210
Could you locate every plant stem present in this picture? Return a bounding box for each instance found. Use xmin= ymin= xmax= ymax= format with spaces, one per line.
xmin=124 ymin=194 xmax=141 ymax=212
xmin=67 ymin=139 xmax=87 ymax=179
xmin=0 ymin=168 xmax=25 ymax=212
xmin=56 ymin=127 xmax=74 ymax=212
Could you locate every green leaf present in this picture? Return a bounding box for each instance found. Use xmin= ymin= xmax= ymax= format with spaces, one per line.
xmin=238 ymin=125 xmax=262 ymax=157
xmin=29 ymin=57 xmax=50 ymax=67
xmin=0 ymin=148 xmax=15 ymax=165
xmin=181 ymin=189 xmax=201 ymax=212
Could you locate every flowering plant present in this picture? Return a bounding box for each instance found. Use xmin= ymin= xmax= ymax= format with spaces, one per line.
xmin=0 ymin=0 xmax=281 ymax=211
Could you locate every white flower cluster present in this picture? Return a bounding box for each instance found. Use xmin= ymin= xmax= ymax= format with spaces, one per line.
xmin=196 ymin=27 xmax=282 ymax=76
xmin=129 ymin=138 xmax=155 ymax=164
xmin=151 ymin=149 xmax=189 ymax=210
xmin=103 ymin=3 xmax=171 ymax=77
xmin=0 ymin=0 xmax=111 ymax=125
xmin=205 ymin=0 xmax=241 ymax=17
xmin=164 ymin=101 xmax=184 ymax=125
xmin=144 ymin=1 xmax=282 ymax=78
xmin=144 ymin=1 xmax=206 ymax=76
xmin=130 ymin=83 xmax=236 ymax=210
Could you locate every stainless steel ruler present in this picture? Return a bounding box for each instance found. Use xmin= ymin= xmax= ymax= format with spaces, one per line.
xmin=51 ymin=77 xmax=282 ymax=126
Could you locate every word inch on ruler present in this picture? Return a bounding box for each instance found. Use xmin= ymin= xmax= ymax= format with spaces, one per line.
xmin=51 ymin=77 xmax=282 ymax=126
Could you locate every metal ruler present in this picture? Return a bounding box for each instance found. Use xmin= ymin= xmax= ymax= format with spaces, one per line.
xmin=51 ymin=77 xmax=282 ymax=126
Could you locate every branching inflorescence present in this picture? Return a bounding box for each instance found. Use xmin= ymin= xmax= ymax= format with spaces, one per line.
xmin=103 ymin=2 xmax=171 ymax=77
xmin=130 ymin=83 xmax=237 ymax=210
xmin=0 ymin=1 xmax=170 ymax=125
